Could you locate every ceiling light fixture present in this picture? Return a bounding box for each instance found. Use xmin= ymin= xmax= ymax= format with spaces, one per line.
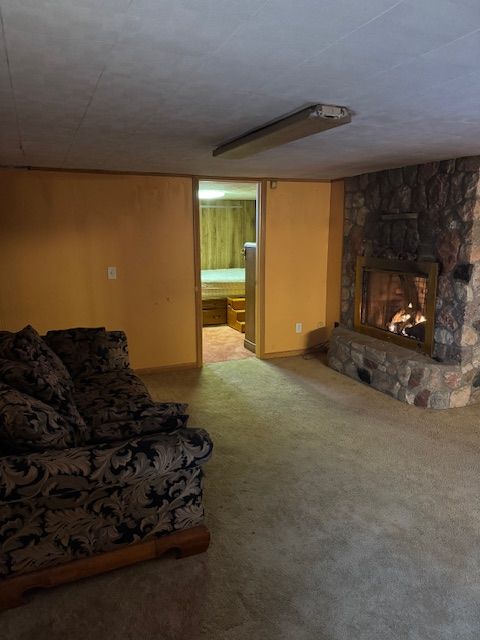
xmin=212 ymin=104 xmax=351 ymax=159
xmin=198 ymin=189 xmax=226 ymax=199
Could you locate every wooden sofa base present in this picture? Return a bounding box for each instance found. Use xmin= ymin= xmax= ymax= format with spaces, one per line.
xmin=0 ymin=525 xmax=210 ymax=611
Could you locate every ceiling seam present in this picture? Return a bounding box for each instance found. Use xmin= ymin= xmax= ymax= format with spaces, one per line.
xmin=61 ymin=0 xmax=136 ymax=166
xmin=131 ymin=0 xmax=272 ymax=136
xmin=206 ymin=0 xmax=271 ymax=58
xmin=61 ymin=68 xmax=105 ymax=166
xmin=337 ymin=25 xmax=480 ymax=113
xmin=0 ymin=4 xmax=25 ymax=160
xmin=300 ymin=0 xmax=407 ymax=65
xmin=247 ymin=4 xmax=480 ymax=122
xmin=365 ymin=25 xmax=480 ymax=85
xmin=63 ymin=0 xmax=254 ymax=166
xmin=210 ymin=0 xmax=407 ymax=84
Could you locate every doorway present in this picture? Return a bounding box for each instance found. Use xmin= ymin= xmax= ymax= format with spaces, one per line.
xmin=196 ymin=179 xmax=260 ymax=364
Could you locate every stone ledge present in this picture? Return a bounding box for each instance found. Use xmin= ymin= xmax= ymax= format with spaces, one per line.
xmin=328 ymin=327 xmax=480 ymax=409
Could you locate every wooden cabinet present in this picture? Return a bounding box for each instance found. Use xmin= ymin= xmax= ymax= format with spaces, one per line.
xmin=202 ymin=298 xmax=227 ymax=325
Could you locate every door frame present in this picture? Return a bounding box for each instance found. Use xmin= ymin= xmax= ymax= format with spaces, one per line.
xmin=192 ymin=176 xmax=265 ymax=366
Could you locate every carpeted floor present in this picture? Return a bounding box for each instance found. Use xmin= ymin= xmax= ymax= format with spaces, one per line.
xmin=3 ymin=355 xmax=480 ymax=639
xmin=202 ymin=325 xmax=254 ymax=363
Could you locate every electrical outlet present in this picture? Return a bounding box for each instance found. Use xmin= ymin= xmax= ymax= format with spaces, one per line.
xmin=295 ymin=322 xmax=302 ymax=333
xmin=107 ymin=266 xmax=117 ymax=280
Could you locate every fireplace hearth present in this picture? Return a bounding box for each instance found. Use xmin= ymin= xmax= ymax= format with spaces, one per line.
xmin=354 ymin=257 xmax=438 ymax=355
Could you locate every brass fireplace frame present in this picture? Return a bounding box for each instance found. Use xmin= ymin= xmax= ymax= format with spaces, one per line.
xmin=354 ymin=256 xmax=439 ymax=356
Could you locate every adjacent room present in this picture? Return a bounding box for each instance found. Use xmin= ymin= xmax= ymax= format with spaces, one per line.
xmin=199 ymin=180 xmax=257 ymax=364
xmin=1 ymin=2 xmax=480 ymax=639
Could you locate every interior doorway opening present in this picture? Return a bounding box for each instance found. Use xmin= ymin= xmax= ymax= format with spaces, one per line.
xmin=198 ymin=179 xmax=259 ymax=364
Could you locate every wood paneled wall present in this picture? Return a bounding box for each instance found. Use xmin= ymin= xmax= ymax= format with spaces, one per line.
xmin=0 ymin=170 xmax=197 ymax=370
xmin=264 ymin=181 xmax=337 ymax=354
xmin=200 ymin=199 xmax=256 ymax=269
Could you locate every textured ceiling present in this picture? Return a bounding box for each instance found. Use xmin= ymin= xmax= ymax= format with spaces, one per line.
xmin=1 ymin=1 xmax=480 ymax=179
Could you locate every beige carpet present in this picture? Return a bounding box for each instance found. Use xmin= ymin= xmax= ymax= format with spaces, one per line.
xmin=202 ymin=325 xmax=254 ymax=363
xmin=3 ymin=355 xmax=480 ymax=639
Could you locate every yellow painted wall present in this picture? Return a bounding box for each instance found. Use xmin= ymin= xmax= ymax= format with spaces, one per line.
xmin=0 ymin=170 xmax=196 ymax=370
xmin=0 ymin=170 xmax=344 ymax=366
xmin=325 ymin=179 xmax=345 ymax=338
xmin=263 ymin=180 xmax=343 ymax=355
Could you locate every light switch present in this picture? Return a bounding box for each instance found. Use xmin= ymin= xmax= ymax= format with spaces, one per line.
xmin=107 ymin=266 xmax=117 ymax=280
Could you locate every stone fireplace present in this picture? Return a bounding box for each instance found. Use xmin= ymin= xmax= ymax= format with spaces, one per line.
xmin=328 ymin=156 xmax=480 ymax=408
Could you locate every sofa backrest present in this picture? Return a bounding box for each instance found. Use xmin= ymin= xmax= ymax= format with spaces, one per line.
xmin=44 ymin=328 xmax=130 ymax=380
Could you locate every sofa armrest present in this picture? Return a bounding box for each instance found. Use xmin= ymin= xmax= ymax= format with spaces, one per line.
xmin=0 ymin=427 xmax=213 ymax=505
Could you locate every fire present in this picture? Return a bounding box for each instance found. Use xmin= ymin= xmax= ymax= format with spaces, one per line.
xmin=387 ymin=303 xmax=426 ymax=339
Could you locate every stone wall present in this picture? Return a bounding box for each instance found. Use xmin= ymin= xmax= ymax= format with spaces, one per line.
xmin=341 ymin=156 xmax=480 ymax=365
xmin=332 ymin=155 xmax=480 ymax=408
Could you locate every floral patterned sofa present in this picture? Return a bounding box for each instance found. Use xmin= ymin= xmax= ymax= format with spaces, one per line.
xmin=0 ymin=326 xmax=213 ymax=609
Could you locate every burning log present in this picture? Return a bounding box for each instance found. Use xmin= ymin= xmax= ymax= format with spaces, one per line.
xmin=387 ymin=302 xmax=426 ymax=341
xmin=404 ymin=322 xmax=426 ymax=341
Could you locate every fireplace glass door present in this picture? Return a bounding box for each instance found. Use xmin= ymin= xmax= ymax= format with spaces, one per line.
xmin=362 ymin=269 xmax=428 ymax=342
xmin=354 ymin=257 xmax=438 ymax=355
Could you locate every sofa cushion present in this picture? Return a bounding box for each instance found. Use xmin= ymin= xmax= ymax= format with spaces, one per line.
xmin=90 ymin=404 xmax=189 ymax=443
xmin=0 ymin=358 xmax=63 ymax=403
xmin=0 ymin=358 xmax=88 ymax=438
xmin=73 ymin=369 xmax=156 ymax=427
xmin=0 ymin=326 xmax=89 ymax=443
xmin=44 ymin=327 xmax=130 ymax=379
xmin=0 ymin=325 xmax=72 ymax=388
xmin=0 ymin=383 xmax=81 ymax=453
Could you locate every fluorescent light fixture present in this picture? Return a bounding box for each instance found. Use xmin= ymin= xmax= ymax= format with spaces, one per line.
xmin=213 ymin=104 xmax=351 ymax=159
xmin=198 ymin=189 xmax=226 ymax=199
